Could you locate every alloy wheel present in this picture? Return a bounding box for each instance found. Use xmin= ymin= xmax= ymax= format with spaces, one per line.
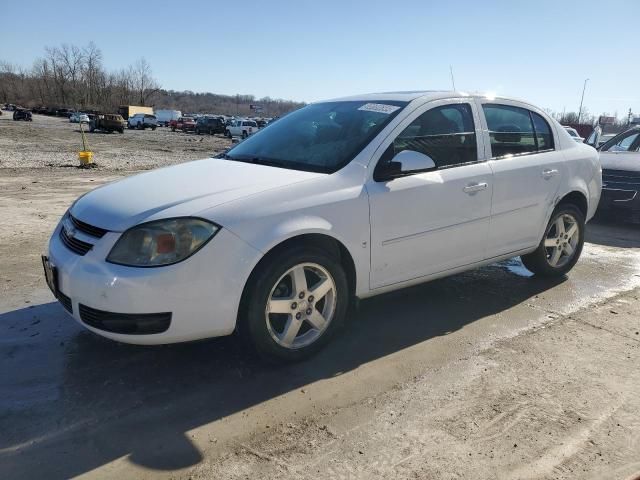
xmin=265 ymin=263 xmax=337 ymax=350
xmin=544 ymin=213 xmax=580 ymax=268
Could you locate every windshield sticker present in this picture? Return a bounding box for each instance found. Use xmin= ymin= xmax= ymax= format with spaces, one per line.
xmin=357 ymin=103 xmax=401 ymax=114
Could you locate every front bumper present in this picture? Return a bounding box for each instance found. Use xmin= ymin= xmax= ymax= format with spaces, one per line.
xmin=46 ymin=222 xmax=262 ymax=344
xmin=598 ymin=170 xmax=640 ymax=222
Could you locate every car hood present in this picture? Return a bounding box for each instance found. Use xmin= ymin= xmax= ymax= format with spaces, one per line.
xmin=599 ymin=152 xmax=640 ymax=172
xmin=71 ymin=158 xmax=323 ymax=231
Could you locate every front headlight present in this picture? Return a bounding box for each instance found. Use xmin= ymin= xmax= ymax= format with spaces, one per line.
xmin=107 ymin=218 xmax=219 ymax=267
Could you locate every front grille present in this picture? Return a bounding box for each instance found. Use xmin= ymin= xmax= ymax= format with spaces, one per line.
xmin=70 ymin=215 xmax=108 ymax=238
xmin=79 ymin=304 xmax=172 ymax=335
xmin=603 ymin=169 xmax=640 ymax=184
xmin=57 ymin=291 xmax=73 ymax=314
xmin=59 ymin=227 xmax=93 ymax=255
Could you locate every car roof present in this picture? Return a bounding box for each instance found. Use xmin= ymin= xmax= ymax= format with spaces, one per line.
xmin=321 ymin=90 xmax=534 ymax=106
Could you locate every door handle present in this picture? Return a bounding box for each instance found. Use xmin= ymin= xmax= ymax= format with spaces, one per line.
xmin=541 ymin=168 xmax=559 ymax=179
xmin=463 ymin=182 xmax=488 ymax=194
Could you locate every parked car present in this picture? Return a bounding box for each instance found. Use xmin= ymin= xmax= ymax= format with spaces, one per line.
xmin=43 ymin=91 xmax=601 ymax=361
xmin=89 ymin=114 xmax=126 ymax=133
xmin=195 ymin=116 xmax=226 ymax=135
xmin=586 ymin=127 xmax=616 ymax=148
xmin=128 ymin=113 xmax=158 ymax=130
xmin=562 ymin=126 xmax=584 ymax=143
xmin=595 ymin=126 xmax=640 ymax=222
xmin=170 ymin=116 xmax=196 ymax=132
xmin=69 ymin=112 xmax=90 ymax=123
xmin=225 ymin=119 xmax=259 ymax=138
xmin=13 ymin=109 xmax=33 ymax=121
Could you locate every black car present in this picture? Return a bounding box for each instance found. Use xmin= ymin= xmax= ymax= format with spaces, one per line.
xmin=594 ymin=126 xmax=640 ymax=223
xmin=13 ymin=109 xmax=33 ymax=121
xmin=195 ymin=116 xmax=225 ymax=135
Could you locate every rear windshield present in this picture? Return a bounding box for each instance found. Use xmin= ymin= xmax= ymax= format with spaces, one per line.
xmin=224 ymin=100 xmax=407 ymax=173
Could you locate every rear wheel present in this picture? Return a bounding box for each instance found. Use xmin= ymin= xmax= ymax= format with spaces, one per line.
xmin=238 ymin=247 xmax=348 ymax=362
xmin=242 ymin=131 xmax=248 ymax=139
xmin=521 ymin=204 xmax=585 ymax=277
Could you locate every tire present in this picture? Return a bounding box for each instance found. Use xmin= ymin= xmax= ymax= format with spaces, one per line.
xmin=151 ymin=126 xmax=156 ymax=131
xmin=242 ymin=131 xmax=248 ymax=139
xmin=521 ymin=204 xmax=585 ymax=277
xmin=171 ymin=126 xmax=176 ymax=132
xmin=225 ymin=130 xmax=231 ymax=138
xmin=238 ymin=246 xmax=349 ymax=362
xmin=195 ymin=128 xmax=201 ymax=135
xmin=119 ymin=128 xmax=124 ymax=134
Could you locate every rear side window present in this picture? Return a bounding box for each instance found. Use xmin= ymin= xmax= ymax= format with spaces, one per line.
xmin=388 ymin=103 xmax=478 ymax=168
xmin=483 ymin=104 xmax=554 ymax=158
xmin=531 ymin=112 xmax=553 ymax=151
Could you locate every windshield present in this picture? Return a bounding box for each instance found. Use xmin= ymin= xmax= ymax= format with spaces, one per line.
xmin=223 ymin=100 xmax=407 ymax=173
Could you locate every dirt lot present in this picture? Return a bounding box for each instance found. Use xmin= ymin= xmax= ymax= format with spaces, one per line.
xmin=1 ymin=113 xmax=640 ymax=479
xmin=0 ymin=113 xmax=230 ymax=170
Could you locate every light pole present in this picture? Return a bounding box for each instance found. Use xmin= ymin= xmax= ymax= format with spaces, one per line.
xmin=577 ymin=78 xmax=589 ymax=124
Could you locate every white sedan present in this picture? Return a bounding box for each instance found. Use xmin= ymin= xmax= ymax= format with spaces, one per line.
xmin=563 ymin=126 xmax=584 ymax=143
xmin=69 ymin=112 xmax=89 ymax=123
xmin=43 ymin=91 xmax=601 ymax=361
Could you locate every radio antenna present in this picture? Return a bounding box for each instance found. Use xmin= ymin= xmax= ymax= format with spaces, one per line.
xmin=449 ymin=65 xmax=456 ymax=91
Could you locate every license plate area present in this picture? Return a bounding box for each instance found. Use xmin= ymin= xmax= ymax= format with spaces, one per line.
xmin=42 ymin=255 xmax=58 ymax=296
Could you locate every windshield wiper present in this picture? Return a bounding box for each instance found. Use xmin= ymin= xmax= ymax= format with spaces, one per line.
xmin=222 ymin=155 xmax=287 ymax=168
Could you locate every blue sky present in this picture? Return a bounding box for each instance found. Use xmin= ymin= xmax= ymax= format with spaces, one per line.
xmin=2 ymin=0 xmax=638 ymax=118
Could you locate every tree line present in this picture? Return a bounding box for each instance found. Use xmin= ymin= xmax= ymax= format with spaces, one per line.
xmin=0 ymin=42 xmax=304 ymax=117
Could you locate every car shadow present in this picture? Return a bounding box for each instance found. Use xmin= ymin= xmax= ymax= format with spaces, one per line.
xmin=586 ymin=217 xmax=640 ymax=248
xmin=0 ymin=263 xmax=565 ymax=479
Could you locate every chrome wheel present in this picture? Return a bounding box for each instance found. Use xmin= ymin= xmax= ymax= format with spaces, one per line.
xmin=265 ymin=262 xmax=337 ymax=350
xmin=544 ymin=213 xmax=579 ymax=268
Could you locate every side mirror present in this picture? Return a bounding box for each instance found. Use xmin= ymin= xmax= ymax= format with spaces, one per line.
xmin=375 ymin=150 xmax=437 ymax=181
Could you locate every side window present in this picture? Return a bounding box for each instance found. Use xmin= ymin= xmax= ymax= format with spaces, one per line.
xmin=483 ymin=104 xmax=555 ymax=158
xmin=384 ymin=103 xmax=477 ymax=168
xmin=531 ymin=112 xmax=554 ymax=151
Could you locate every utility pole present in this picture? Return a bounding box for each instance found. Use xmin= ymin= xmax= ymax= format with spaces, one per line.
xmin=449 ymin=65 xmax=456 ymax=91
xmin=577 ymin=78 xmax=589 ymax=124
xmin=628 ymin=108 xmax=633 ymax=126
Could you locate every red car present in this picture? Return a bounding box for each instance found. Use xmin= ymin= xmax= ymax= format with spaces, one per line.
xmin=170 ymin=116 xmax=196 ymax=132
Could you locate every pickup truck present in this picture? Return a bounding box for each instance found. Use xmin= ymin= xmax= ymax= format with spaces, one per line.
xmin=225 ymin=119 xmax=259 ymax=138
xmin=128 ymin=113 xmax=158 ymax=130
xmin=170 ymin=116 xmax=196 ymax=132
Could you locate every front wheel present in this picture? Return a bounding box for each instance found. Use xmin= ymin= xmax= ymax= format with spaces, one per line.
xmin=239 ymin=247 xmax=349 ymax=362
xmin=521 ymin=204 xmax=585 ymax=277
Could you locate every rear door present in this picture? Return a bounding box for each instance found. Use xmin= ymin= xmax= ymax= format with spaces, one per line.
xmin=367 ymin=99 xmax=493 ymax=289
xmin=476 ymin=100 xmax=565 ymax=257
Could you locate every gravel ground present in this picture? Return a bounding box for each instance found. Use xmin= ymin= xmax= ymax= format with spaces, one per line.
xmin=0 ymin=113 xmax=231 ymax=170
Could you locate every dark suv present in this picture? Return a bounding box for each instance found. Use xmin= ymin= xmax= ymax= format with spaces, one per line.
xmin=195 ymin=116 xmax=225 ymax=135
xmin=13 ymin=109 xmax=33 ymax=121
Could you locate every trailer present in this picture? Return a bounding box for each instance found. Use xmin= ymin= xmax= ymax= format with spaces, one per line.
xmin=155 ymin=109 xmax=182 ymax=126
xmin=118 ymin=105 xmax=154 ymax=120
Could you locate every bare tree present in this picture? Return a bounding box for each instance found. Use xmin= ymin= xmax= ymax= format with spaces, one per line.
xmin=131 ymin=58 xmax=160 ymax=106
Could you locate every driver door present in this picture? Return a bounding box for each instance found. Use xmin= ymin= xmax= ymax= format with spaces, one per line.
xmin=367 ymin=100 xmax=493 ymax=289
